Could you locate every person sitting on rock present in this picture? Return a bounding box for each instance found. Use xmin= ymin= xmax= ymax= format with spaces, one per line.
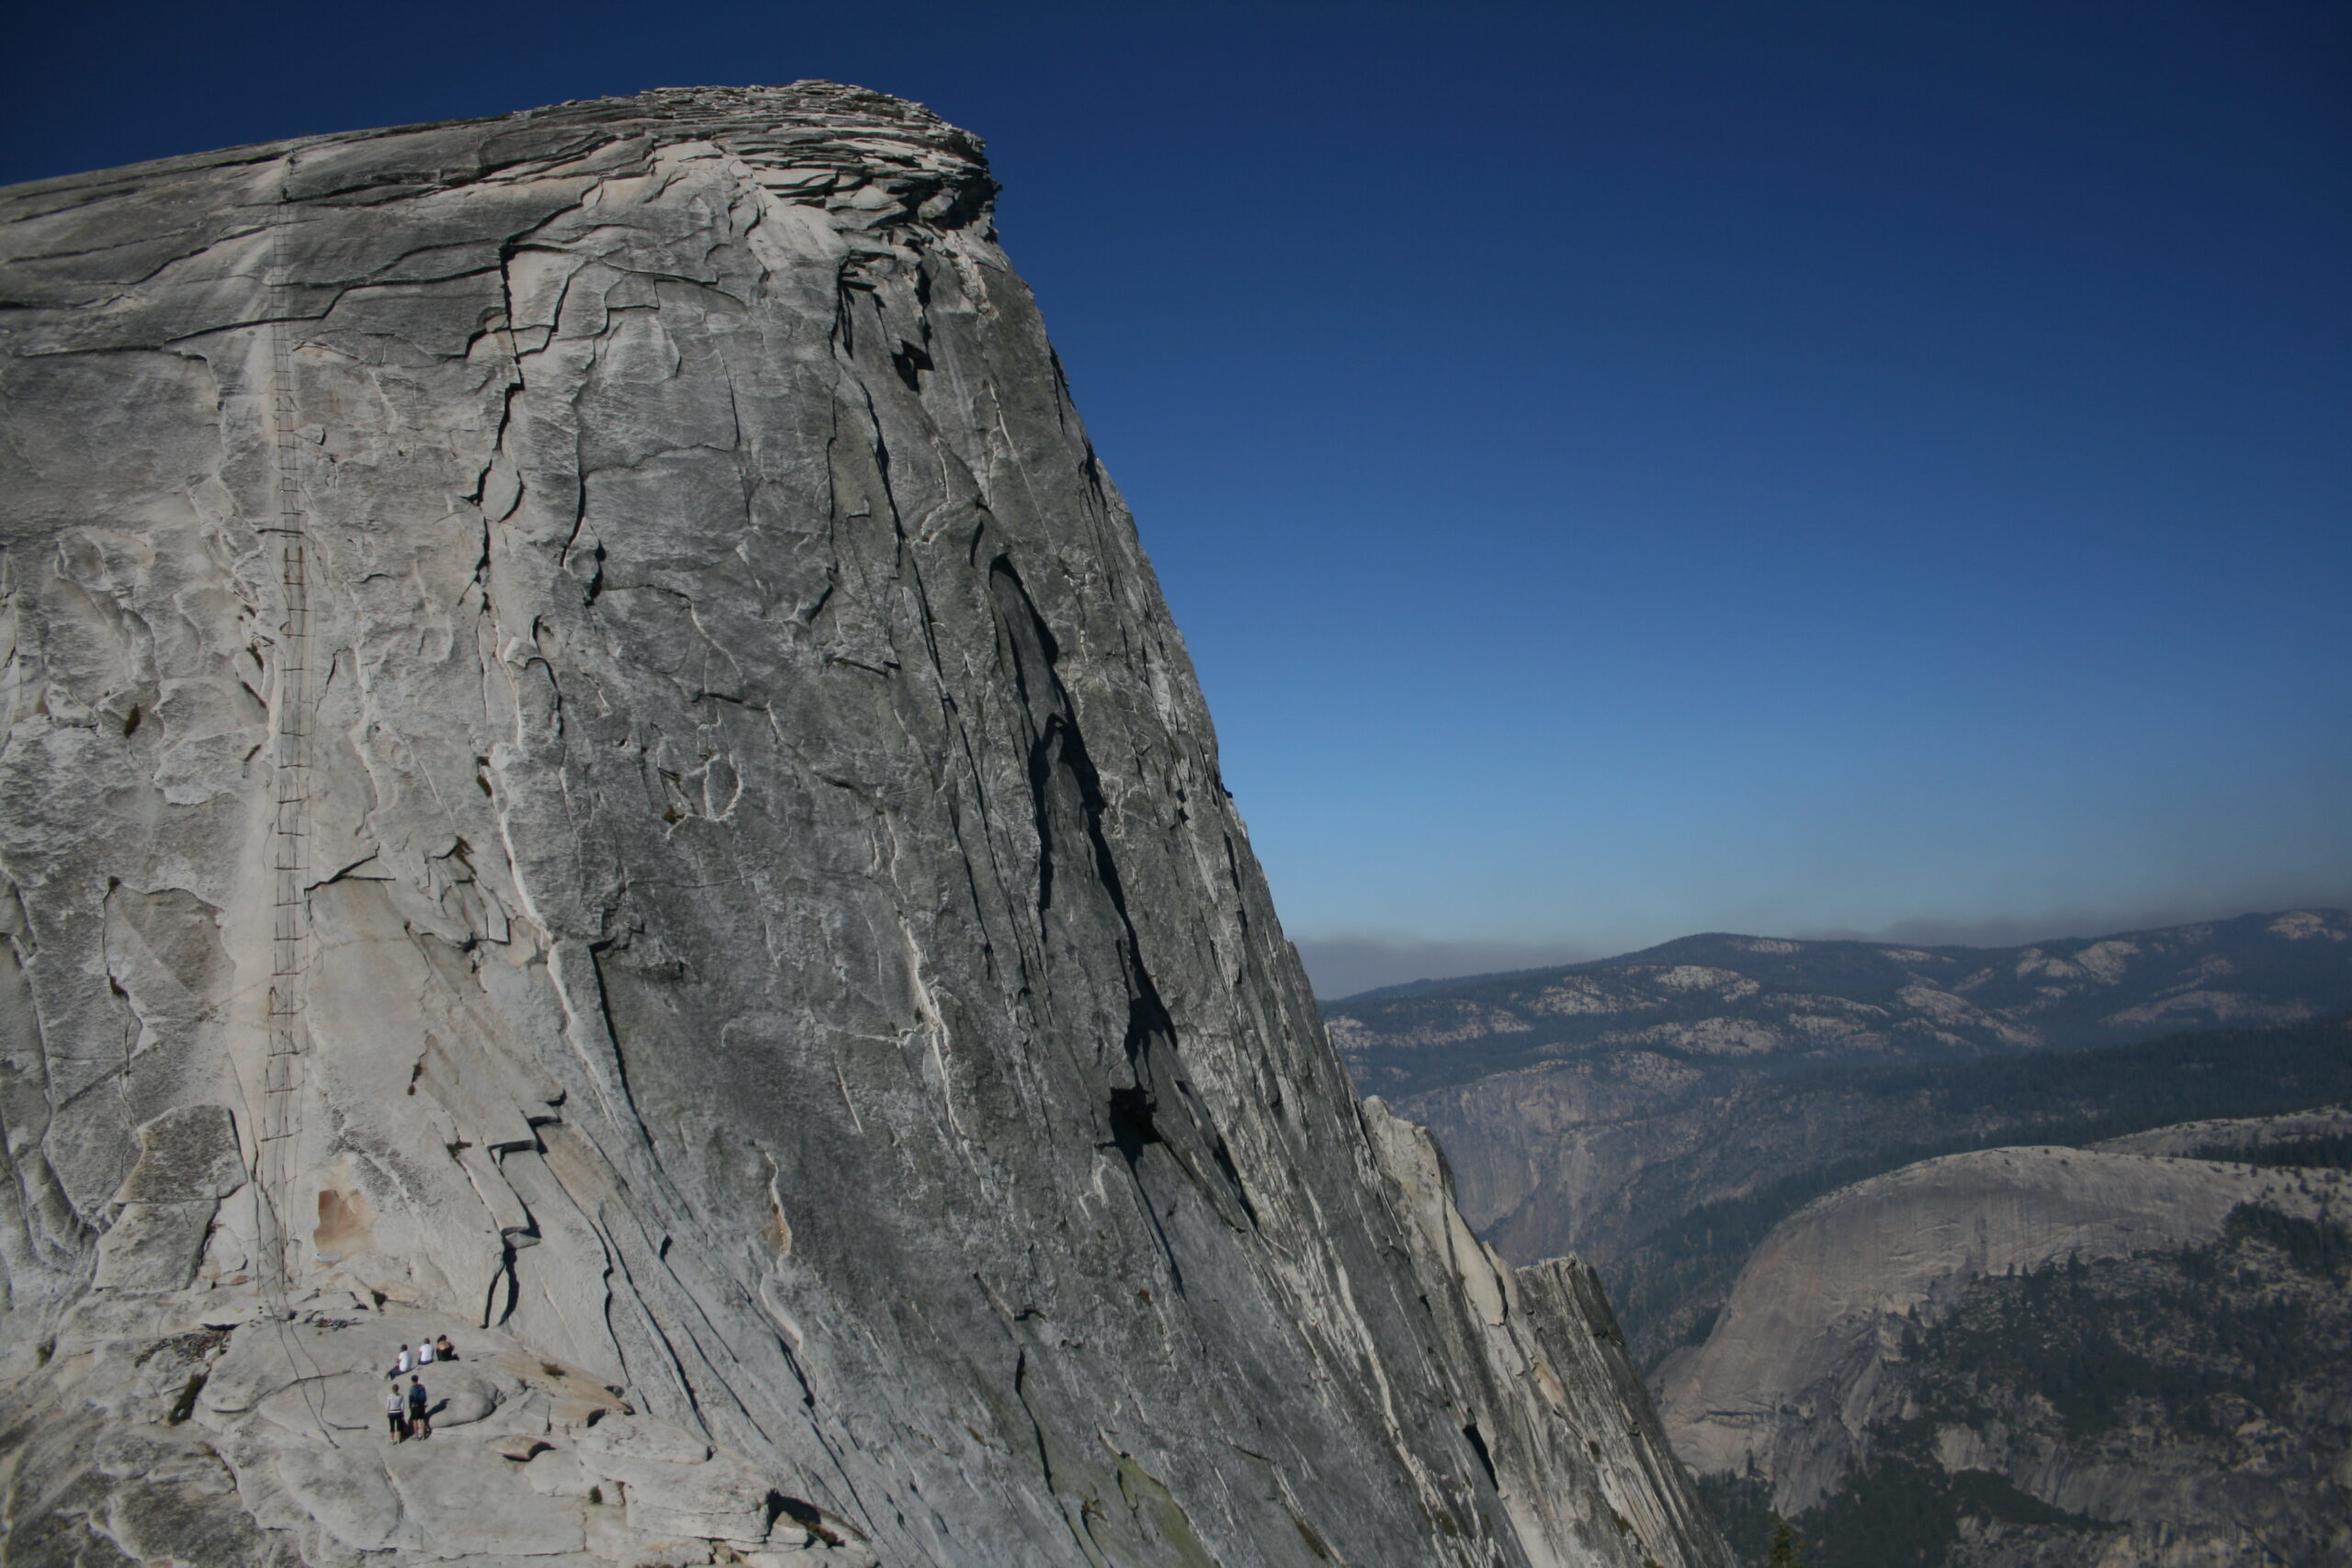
xmin=407 ymin=1376 xmax=430 ymax=1439
xmin=416 ymin=1337 xmax=434 ymax=1367
xmin=434 ymin=1333 xmax=455 ymax=1361
xmin=391 ymin=1346 xmax=411 ymax=1379
xmin=386 ymin=1383 xmax=408 ymax=1441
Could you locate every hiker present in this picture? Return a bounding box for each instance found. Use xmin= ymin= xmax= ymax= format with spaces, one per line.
xmin=386 ymin=1383 xmax=408 ymax=1441
xmin=391 ymin=1346 xmax=411 ymax=1379
xmin=417 ymin=1337 xmax=435 ymax=1367
xmin=407 ymin=1376 xmax=430 ymax=1439
xmin=434 ymin=1333 xmax=455 ymax=1362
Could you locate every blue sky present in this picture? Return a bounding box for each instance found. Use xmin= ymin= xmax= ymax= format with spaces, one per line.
xmin=12 ymin=1 xmax=2347 ymax=996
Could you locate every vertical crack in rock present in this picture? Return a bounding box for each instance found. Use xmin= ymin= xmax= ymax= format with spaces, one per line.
xmin=0 ymin=83 xmax=1728 ymax=1568
xmin=988 ymin=553 xmax=1254 ymax=1248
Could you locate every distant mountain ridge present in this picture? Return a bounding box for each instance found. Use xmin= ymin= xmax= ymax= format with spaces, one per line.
xmin=1330 ymin=908 xmax=2352 ymax=1101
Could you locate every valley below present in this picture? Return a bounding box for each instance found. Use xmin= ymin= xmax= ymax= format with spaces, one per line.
xmin=1329 ymin=910 xmax=2352 ymax=1565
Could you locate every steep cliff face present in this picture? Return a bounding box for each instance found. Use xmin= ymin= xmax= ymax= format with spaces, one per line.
xmin=0 ymin=85 xmax=1725 ymax=1568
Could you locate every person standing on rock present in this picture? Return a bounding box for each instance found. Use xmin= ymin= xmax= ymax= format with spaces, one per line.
xmin=407 ymin=1375 xmax=430 ymax=1439
xmin=386 ymin=1384 xmax=408 ymax=1441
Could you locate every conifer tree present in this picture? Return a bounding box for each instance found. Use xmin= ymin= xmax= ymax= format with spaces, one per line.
xmin=1766 ymin=1515 xmax=1805 ymax=1568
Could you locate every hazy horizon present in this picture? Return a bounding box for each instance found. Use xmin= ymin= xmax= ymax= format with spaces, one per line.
xmin=1300 ymin=894 xmax=2352 ymax=999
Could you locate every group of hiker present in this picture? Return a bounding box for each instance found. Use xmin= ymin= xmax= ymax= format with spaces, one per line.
xmin=384 ymin=1334 xmax=458 ymax=1441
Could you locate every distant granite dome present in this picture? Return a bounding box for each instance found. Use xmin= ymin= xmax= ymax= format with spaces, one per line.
xmin=1657 ymin=1121 xmax=2352 ymax=1565
xmin=0 ymin=86 xmax=1727 ymax=1567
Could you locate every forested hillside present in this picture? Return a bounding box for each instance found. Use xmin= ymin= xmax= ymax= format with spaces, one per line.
xmin=1686 ymin=1142 xmax=2352 ymax=1568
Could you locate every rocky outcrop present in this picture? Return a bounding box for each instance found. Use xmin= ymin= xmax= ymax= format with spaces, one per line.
xmin=1363 ymin=1102 xmax=1729 ymax=1568
xmin=0 ymin=85 xmax=1726 ymax=1567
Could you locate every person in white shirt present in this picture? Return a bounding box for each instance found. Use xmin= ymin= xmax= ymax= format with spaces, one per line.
xmin=386 ymin=1384 xmax=407 ymax=1440
xmin=417 ymin=1339 xmax=435 ymax=1367
xmin=392 ymin=1347 xmax=411 ymax=1378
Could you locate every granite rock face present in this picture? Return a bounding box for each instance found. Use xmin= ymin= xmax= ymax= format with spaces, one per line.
xmin=0 ymin=85 xmax=1726 ymax=1568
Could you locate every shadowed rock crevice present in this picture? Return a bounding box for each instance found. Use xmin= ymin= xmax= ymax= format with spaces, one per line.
xmin=989 ymin=552 xmax=1256 ymax=1239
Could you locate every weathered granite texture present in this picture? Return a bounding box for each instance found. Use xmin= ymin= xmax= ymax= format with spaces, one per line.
xmin=0 ymin=85 xmax=1727 ymax=1567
